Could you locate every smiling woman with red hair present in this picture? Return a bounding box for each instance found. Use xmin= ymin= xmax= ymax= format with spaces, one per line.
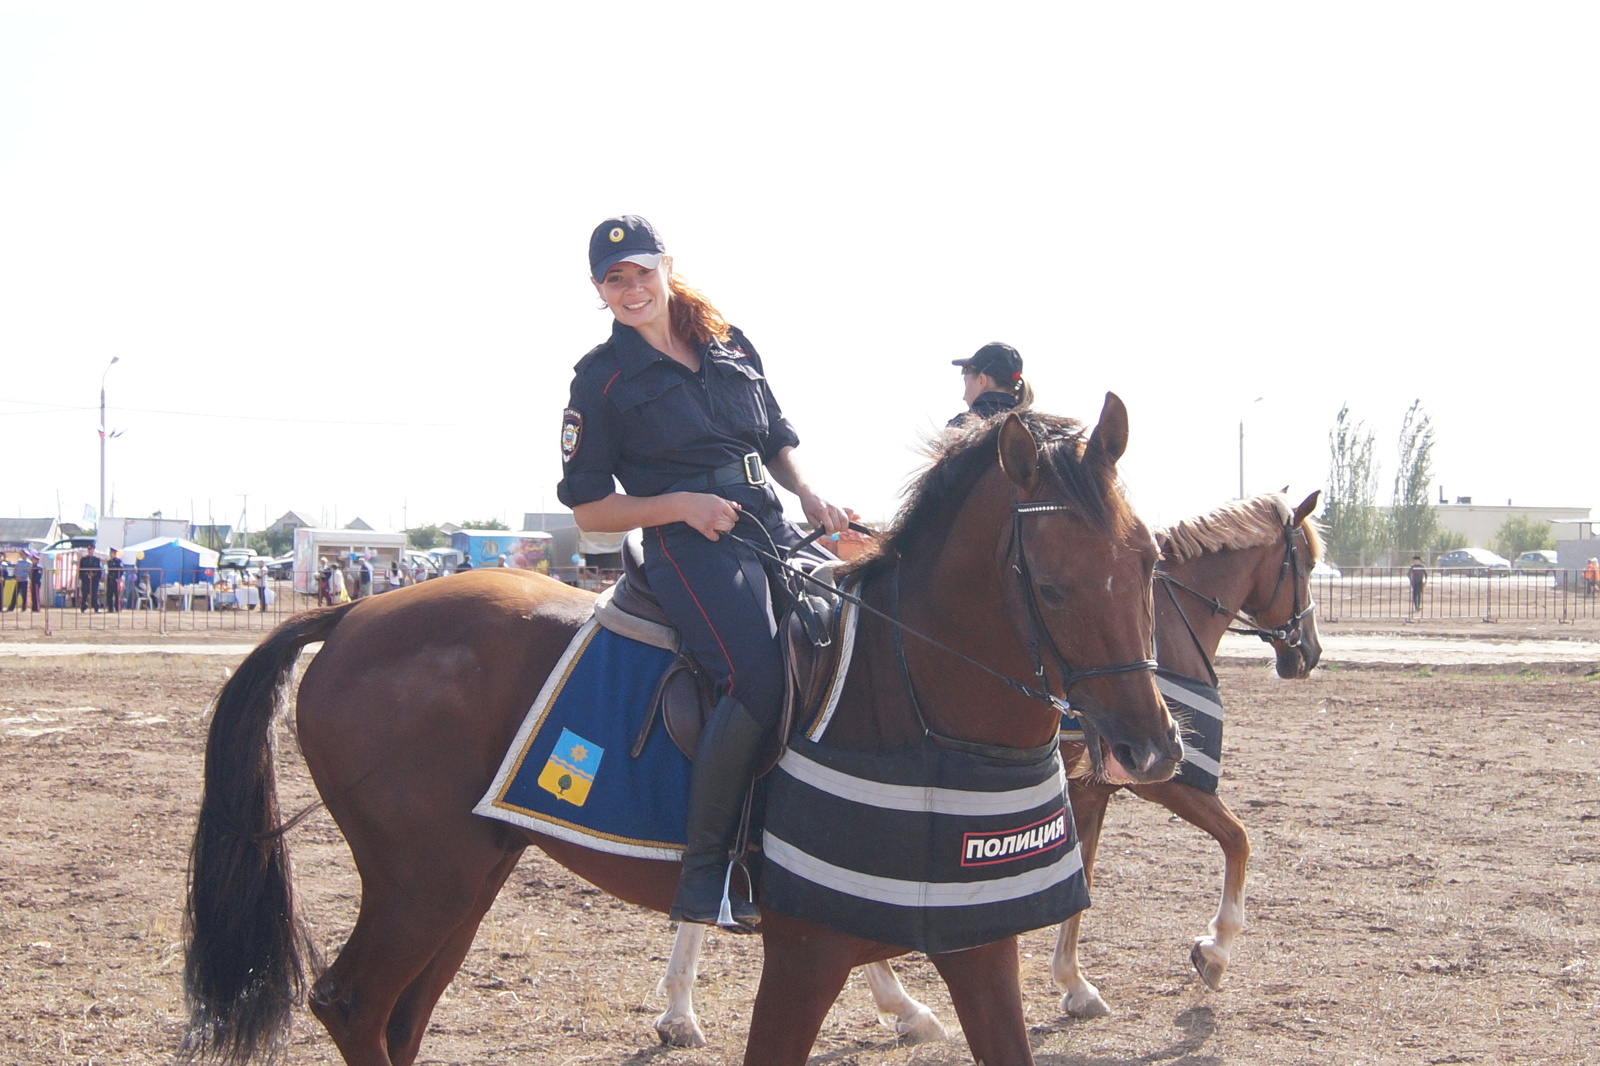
xmin=556 ymin=214 xmax=854 ymax=933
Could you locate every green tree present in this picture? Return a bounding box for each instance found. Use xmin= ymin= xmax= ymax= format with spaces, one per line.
xmin=459 ymin=518 xmax=509 ymax=530
xmin=1430 ymin=529 xmax=1467 ymax=555
xmin=1324 ymin=405 xmax=1383 ymax=566
xmin=1389 ymin=400 xmax=1438 ymax=561
xmin=1491 ymin=515 xmax=1554 ymax=560
xmin=404 ymin=524 xmax=445 ymax=549
xmin=247 ymin=528 xmax=293 ymax=557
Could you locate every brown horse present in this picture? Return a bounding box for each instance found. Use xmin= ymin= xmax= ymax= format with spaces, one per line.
xmin=652 ymin=490 xmax=1323 ymax=1045
xmin=182 ymin=399 xmax=1182 ymax=1066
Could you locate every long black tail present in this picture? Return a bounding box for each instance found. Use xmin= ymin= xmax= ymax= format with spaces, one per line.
xmin=181 ymin=601 xmax=358 ymax=1064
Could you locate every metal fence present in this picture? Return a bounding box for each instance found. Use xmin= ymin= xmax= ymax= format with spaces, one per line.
xmin=1315 ymin=568 xmax=1600 ymax=623
xmin=9 ymin=564 xmax=1595 ymax=634
xmin=0 ymin=565 xmax=627 ymax=636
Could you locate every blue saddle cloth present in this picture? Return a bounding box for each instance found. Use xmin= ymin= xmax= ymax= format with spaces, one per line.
xmin=474 ymin=620 xmax=691 ymax=860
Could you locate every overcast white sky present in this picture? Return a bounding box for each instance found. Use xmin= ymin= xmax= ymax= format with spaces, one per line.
xmin=2 ymin=3 xmax=1595 ymax=538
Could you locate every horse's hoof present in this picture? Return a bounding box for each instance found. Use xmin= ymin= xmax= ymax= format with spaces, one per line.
xmin=1060 ymin=986 xmax=1111 ymax=1019
xmin=893 ymin=1008 xmax=949 ymax=1045
xmin=653 ymin=1013 xmax=707 ymax=1048
xmin=1191 ymin=938 xmax=1229 ymax=991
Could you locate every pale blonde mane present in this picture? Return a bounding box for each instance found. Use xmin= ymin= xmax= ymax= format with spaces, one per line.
xmin=1158 ymin=493 xmax=1321 ymax=564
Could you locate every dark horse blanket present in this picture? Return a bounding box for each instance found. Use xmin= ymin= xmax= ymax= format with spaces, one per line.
xmin=1061 ymin=668 xmax=1224 ymax=794
xmin=761 ymin=735 xmax=1090 ymax=954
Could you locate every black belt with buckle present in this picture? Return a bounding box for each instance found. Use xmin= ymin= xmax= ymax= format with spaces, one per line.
xmin=664 ymin=452 xmax=767 ymax=493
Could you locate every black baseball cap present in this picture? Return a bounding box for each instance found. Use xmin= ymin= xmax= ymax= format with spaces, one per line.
xmin=952 ymin=342 xmax=1023 ymax=382
xmin=589 ymin=215 xmax=667 ymax=281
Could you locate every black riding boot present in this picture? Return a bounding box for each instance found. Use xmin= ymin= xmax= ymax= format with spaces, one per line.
xmin=670 ymin=695 xmax=768 ymax=932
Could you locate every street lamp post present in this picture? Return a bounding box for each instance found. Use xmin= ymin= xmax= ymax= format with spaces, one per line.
xmin=99 ymin=357 xmax=119 ymax=529
xmin=1238 ymin=396 xmax=1263 ymax=499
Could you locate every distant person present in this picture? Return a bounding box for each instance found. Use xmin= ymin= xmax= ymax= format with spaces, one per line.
xmin=358 ymin=556 xmax=374 ymax=599
xmin=387 ymin=561 xmax=402 ymax=590
xmin=1408 ymin=555 xmax=1427 ymax=616
xmin=412 ymin=559 xmax=428 ymax=585
xmin=27 ymin=552 xmax=43 ymax=611
xmin=947 ymin=342 xmax=1033 ymax=429
xmin=7 ymin=554 xmax=29 ymax=611
xmin=498 ymin=553 xmax=510 ymax=568
xmin=104 ymin=547 xmax=125 ymax=613
xmin=1585 ymin=557 xmax=1599 ymax=597
xmin=457 ymin=556 xmax=474 ymax=572
xmin=329 ymin=562 xmax=348 ymax=603
xmin=254 ymin=562 xmax=268 ymax=611
xmin=78 ymin=546 xmax=103 ymax=612
xmin=317 ymin=557 xmax=333 ymax=606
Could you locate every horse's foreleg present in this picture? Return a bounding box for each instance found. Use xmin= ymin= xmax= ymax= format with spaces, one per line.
xmin=929 ymin=937 xmax=1033 ymax=1066
xmin=1055 ymin=779 xmax=1115 ymax=1017
xmin=1131 ymin=781 xmax=1250 ymax=991
xmin=860 ymin=960 xmax=948 ymax=1044
xmin=654 ymin=922 xmax=708 ymax=1047
xmin=743 ymin=917 xmax=859 ymax=1066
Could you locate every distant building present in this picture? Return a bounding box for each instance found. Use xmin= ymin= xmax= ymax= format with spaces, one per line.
xmin=345 ymin=517 xmax=374 ymax=531
xmin=268 ymin=510 xmax=318 ymax=535
xmin=0 ymin=517 xmax=62 ymax=554
xmin=1435 ymin=502 xmax=1590 ymax=550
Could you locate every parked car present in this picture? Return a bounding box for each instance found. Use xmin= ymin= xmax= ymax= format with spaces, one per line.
xmin=1311 ymin=560 xmax=1341 ymax=578
xmin=218 ymin=550 xmax=268 ymax=571
xmin=1512 ymin=550 xmax=1558 ymax=570
xmin=265 ymin=554 xmax=296 ymax=580
xmin=405 ymin=550 xmax=441 ymax=580
xmin=1434 ymin=548 xmax=1511 ymax=576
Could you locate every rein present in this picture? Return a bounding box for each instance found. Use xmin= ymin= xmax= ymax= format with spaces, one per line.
xmin=728 ymin=495 xmax=1157 ymax=759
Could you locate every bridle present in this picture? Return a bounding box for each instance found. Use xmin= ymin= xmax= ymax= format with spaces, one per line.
xmin=1156 ymin=516 xmax=1317 ymax=685
xmin=732 ymin=492 xmax=1158 ymax=760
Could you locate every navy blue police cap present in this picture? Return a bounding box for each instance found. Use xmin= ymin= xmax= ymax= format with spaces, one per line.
xmin=590 ymin=215 xmax=667 ymax=282
xmin=952 ymin=342 xmax=1023 ymax=382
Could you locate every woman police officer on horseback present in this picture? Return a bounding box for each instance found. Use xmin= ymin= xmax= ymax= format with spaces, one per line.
xmin=556 ymin=215 xmax=854 ymax=932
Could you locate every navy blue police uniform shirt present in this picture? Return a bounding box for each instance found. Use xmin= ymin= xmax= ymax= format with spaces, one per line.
xmin=946 ymin=390 xmax=1019 ymax=429
xmin=556 ymin=322 xmax=799 ymax=512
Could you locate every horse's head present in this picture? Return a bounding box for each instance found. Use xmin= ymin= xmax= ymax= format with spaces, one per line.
xmin=1260 ymin=490 xmax=1323 ymax=678
xmin=1156 ymin=490 xmax=1325 ymax=682
xmin=992 ymin=395 xmax=1182 ymax=784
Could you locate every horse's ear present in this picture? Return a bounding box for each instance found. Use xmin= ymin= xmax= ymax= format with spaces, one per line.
xmin=998 ymin=413 xmax=1041 ymax=490
xmin=1280 ymin=485 xmax=1290 ymax=494
xmin=1293 ymin=490 xmax=1321 ymax=527
xmin=1085 ymin=392 xmax=1129 ymax=466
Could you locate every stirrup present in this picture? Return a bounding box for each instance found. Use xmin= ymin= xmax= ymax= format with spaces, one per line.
xmin=715 ymin=859 xmax=760 ymax=933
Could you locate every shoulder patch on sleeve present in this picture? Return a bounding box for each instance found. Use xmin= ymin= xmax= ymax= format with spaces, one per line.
xmin=560 ymin=408 xmax=584 ymax=462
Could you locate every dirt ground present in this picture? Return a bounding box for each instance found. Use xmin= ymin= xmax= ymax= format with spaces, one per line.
xmin=2 ymin=621 xmax=1597 ymax=1065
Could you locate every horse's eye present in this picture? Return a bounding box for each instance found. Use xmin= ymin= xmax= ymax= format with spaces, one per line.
xmin=1036 ymin=583 xmax=1067 ymax=609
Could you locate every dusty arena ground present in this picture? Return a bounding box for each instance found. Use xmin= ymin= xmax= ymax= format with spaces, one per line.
xmin=2 ymin=620 xmax=1597 ymax=1065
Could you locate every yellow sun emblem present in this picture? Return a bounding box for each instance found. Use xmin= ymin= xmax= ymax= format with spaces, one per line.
xmin=609 ymin=227 xmax=624 ymax=242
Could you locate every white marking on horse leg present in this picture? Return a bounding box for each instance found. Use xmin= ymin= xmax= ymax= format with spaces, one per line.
xmin=653 ymin=923 xmax=708 ymax=1048
xmin=1052 ymin=913 xmax=1110 ymax=1017
xmin=1192 ymin=833 xmax=1249 ymax=991
xmin=861 ymin=961 xmax=948 ymax=1044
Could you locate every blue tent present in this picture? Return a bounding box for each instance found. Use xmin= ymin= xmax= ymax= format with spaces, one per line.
xmin=122 ymin=537 xmax=220 ymax=586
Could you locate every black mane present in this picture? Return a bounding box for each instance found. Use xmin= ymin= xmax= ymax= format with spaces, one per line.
xmin=842 ymin=410 xmax=1128 ymax=585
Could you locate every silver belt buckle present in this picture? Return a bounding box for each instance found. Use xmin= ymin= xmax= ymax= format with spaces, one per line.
xmin=742 ymin=452 xmax=766 ymax=486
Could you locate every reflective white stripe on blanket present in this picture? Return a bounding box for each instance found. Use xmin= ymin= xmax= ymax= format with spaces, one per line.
xmin=777 ymin=746 xmax=1066 ymax=817
xmin=1158 ymin=674 xmax=1223 ymax=721
xmin=764 ymin=831 xmax=1084 ymax=908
